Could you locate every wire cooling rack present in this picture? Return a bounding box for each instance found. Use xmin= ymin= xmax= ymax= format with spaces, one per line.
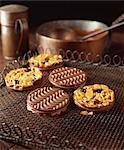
xmin=0 ymin=50 xmax=124 ymax=150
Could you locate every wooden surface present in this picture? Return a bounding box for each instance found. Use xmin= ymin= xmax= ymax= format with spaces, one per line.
xmin=0 ymin=30 xmax=124 ymax=150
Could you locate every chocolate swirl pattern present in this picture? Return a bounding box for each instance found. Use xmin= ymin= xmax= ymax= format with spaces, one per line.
xmin=49 ymin=67 xmax=86 ymax=89
xmin=27 ymin=87 xmax=69 ymax=115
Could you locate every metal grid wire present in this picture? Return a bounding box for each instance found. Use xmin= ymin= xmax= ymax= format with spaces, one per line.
xmin=0 ymin=61 xmax=124 ymax=150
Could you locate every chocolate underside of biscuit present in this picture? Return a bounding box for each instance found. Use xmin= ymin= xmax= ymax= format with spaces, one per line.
xmin=49 ymin=67 xmax=86 ymax=89
xmin=74 ymin=98 xmax=114 ymax=112
xmin=27 ymin=87 xmax=69 ymax=115
xmin=27 ymin=103 xmax=68 ymax=116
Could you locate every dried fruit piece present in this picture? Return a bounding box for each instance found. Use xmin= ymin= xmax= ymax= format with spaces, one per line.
xmin=94 ymin=89 xmax=103 ymax=93
xmin=82 ymin=88 xmax=86 ymax=93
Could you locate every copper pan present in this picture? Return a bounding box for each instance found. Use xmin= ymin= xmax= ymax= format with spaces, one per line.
xmin=36 ymin=20 xmax=110 ymax=61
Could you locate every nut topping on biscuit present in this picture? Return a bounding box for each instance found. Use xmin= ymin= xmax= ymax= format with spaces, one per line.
xmin=5 ymin=68 xmax=43 ymax=91
xmin=74 ymin=84 xmax=115 ymax=111
xmin=28 ymin=53 xmax=63 ymax=70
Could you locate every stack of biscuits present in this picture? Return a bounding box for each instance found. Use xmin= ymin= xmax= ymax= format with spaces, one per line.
xmin=4 ymin=52 xmax=115 ymax=116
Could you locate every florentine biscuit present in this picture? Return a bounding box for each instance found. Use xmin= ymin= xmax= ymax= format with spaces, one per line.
xmin=27 ymin=87 xmax=70 ymax=116
xmin=5 ymin=68 xmax=43 ymax=91
xmin=28 ymin=53 xmax=63 ymax=70
xmin=74 ymin=84 xmax=115 ymax=111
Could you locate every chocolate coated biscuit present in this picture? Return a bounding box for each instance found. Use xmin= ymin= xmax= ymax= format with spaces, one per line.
xmin=27 ymin=87 xmax=70 ymax=116
xmin=49 ymin=67 xmax=86 ymax=89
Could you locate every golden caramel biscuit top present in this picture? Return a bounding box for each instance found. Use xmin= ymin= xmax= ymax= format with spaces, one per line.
xmin=5 ymin=68 xmax=43 ymax=90
xmin=28 ymin=53 xmax=63 ymax=68
xmin=74 ymin=84 xmax=114 ymax=108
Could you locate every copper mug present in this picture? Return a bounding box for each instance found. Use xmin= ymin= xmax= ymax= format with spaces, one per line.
xmin=0 ymin=4 xmax=29 ymax=60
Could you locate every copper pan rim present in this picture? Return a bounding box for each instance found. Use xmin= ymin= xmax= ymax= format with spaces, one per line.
xmin=36 ymin=19 xmax=109 ymax=43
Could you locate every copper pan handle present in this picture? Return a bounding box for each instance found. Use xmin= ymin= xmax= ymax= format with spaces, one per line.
xmin=15 ymin=18 xmax=28 ymax=56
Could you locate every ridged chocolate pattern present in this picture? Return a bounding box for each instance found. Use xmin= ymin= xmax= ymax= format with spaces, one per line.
xmin=49 ymin=67 xmax=86 ymax=87
xmin=27 ymin=87 xmax=69 ymax=112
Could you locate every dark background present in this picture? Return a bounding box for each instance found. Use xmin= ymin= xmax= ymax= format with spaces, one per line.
xmin=1 ymin=1 xmax=124 ymax=29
